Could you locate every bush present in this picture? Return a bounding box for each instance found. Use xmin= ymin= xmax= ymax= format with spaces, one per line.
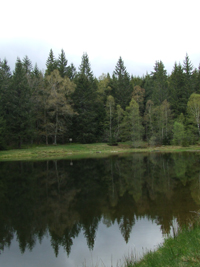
xmin=131 ymin=140 xmax=148 ymax=148
xmin=149 ymin=135 xmax=161 ymax=146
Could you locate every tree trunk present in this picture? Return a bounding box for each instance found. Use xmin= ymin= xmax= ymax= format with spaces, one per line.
xmin=54 ymin=109 xmax=58 ymax=145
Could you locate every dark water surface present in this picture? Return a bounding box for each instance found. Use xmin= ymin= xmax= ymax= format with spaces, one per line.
xmin=0 ymin=152 xmax=200 ymax=266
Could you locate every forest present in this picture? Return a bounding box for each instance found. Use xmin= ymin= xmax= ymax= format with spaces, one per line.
xmin=0 ymin=49 xmax=200 ymax=149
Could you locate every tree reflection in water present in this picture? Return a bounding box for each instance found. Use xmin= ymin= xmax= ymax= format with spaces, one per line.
xmin=0 ymin=152 xmax=200 ymax=256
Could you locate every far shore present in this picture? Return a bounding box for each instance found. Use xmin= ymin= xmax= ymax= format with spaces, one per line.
xmin=0 ymin=142 xmax=200 ymax=161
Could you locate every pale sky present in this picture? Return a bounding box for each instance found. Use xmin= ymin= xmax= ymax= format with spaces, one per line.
xmin=1 ymin=0 xmax=200 ymax=77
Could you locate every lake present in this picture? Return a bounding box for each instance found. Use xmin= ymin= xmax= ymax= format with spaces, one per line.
xmin=0 ymin=152 xmax=200 ymax=266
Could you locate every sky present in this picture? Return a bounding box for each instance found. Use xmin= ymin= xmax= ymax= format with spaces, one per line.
xmin=1 ymin=0 xmax=200 ymax=78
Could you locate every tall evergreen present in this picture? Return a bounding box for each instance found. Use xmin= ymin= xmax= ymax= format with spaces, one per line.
xmin=183 ymin=53 xmax=194 ymax=101
xmin=151 ymin=60 xmax=168 ymax=105
xmin=168 ymin=62 xmax=185 ymax=116
xmin=193 ymin=64 xmax=200 ymax=94
xmin=66 ymin=63 xmax=77 ymax=80
xmin=0 ymin=59 xmax=12 ymax=147
xmin=112 ymin=57 xmax=131 ymax=109
xmin=8 ymin=58 xmax=33 ymax=147
xmin=58 ymin=49 xmax=68 ymax=78
xmin=46 ymin=49 xmax=58 ymax=76
xmin=72 ymin=53 xmax=105 ymax=143
xmin=22 ymin=55 xmax=33 ymax=74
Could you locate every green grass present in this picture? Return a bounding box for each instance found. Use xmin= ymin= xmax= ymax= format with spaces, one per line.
xmin=124 ymin=219 xmax=200 ymax=267
xmin=0 ymin=142 xmax=200 ymax=161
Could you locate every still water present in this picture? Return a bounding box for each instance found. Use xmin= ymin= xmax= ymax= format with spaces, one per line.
xmin=0 ymin=152 xmax=200 ymax=266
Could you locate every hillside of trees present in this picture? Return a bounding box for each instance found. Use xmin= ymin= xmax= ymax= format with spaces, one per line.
xmin=0 ymin=49 xmax=200 ymax=149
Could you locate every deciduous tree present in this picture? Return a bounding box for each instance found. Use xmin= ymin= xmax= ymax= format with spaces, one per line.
xmin=46 ymin=69 xmax=75 ymax=144
xmin=121 ymin=98 xmax=143 ymax=146
xmin=187 ymin=93 xmax=200 ymax=136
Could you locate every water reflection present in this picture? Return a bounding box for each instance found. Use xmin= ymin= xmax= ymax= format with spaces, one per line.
xmin=0 ymin=152 xmax=200 ymax=266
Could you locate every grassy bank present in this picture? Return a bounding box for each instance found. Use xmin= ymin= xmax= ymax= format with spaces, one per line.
xmin=123 ymin=215 xmax=200 ymax=267
xmin=0 ymin=142 xmax=200 ymax=161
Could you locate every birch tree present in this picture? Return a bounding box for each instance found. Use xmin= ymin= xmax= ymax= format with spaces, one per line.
xmin=121 ymin=98 xmax=143 ymax=146
xmin=187 ymin=93 xmax=200 ymax=136
xmin=105 ymin=95 xmax=115 ymax=144
xmin=46 ymin=69 xmax=75 ymax=144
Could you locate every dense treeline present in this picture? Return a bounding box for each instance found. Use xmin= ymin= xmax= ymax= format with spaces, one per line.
xmin=1 ymin=49 xmax=200 ymax=148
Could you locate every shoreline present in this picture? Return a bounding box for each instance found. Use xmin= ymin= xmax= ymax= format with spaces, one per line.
xmin=0 ymin=143 xmax=200 ymax=161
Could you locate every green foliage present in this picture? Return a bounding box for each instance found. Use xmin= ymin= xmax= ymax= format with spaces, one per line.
xmin=121 ymin=98 xmax=144 ymax=146
xmin=151 ymin=61 xmax=168 ymax=105
xmin=187 ymin=93 xmax=200 ymax=136
xmin=7 ymin=58 xmax=33 ymax=147
xmin=125 ymin=222 xmax=200 ymax=267
xmin=172 ymin=121 xmax=185 ymax=145
xmin=1 ymin=52 xmax=200 ymax=148
xmin=72 ymin=53 xmax=105 ymax=143
xmin=57 ymin=49 xmax=68 ymax=78
xmin=168 ymin=62 xmax=185 ymax=116
xmin=46 ymin=49 xmax=58 ymax=76
xmin=113 ymin=57 xmax=131 ymax=109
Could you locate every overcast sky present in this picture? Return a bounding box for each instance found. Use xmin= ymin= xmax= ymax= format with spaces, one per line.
xmin=1 ymin=0 xmax=200 ymax=77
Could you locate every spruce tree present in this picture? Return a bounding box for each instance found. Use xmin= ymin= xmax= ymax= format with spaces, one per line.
xmin=72 ymin=53 xmax=105 ymax=143
xmin=9 ymin=58 xmax=33 ymax=147
xmin=58 ymin=49 xmax=68 ymax=78
xmin=168 ymin=62 xmax=185 ymax=116
xmin=46 ymin=49 xmax=58 ymax=75
xmin=66 ymin=63 xmax=77 ymax=80
xmin=0 ymin=59 xmax=12 ymax=146
xmin=113 ymin=57 xmax=131 ymax=109
xmin=151 ymin=60 xmax=168 ymax=105
xmin=22 ymin=55 xmax=32 ymax=74
xmin=183 ymin=53 xmax=194 ymax=102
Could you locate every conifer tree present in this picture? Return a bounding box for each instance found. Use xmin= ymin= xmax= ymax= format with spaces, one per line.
xmin=22 ymin=55 xmax=32 ymax=74
xmin=0 ymin=59 xmax=12 ymax=146
xmin=9 ymin=58 xmax=33 ymax=147
xmin=183 ymin=53 xmax=194 ymax=102
xmin=72 ymin=53 xmax=105 ymax=143
xmin=46 ymin=49 xmax=58 ymax=76
xmin=151 ymin=60 xmax=168 ymax=105
xmin=113 ymin=57 xmax=131 ymax=109
xmin=66 ymin=63 xmax=77 ymax=80
xmin=168 ymin=62 xmax=185 ymax=116
xmin=58 ymin=49 xmax=68 ymax=78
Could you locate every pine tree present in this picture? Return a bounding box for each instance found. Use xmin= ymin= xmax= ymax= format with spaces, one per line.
xmin=151 ymin=60 xmax=168 ymax=105
xmin=72 ymin=53 xmax=105 ymax=143
xmin=66 ymin=63 xmax=77 ymax=80
xmin=168 ymin=62 xmax=185 ymax=116
xmin=183 ymin=53 xmax=194 ymax=101
xmin=9 ymin=58 xmax=33 ymax=147
xmin=113 ymin=57 xmax=131 ymax=109
xmin=0 ymin=59 xmax=12 ymax=147
xmin=193 ymin=64 xmax=200 ymax=94
xmin=22 ymin=55 xmax=32 ymax=74
xmin=46 ymin=49 xmax=58 ymax=76
xmin=58 ymin=49 xmax=68 ymax=78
